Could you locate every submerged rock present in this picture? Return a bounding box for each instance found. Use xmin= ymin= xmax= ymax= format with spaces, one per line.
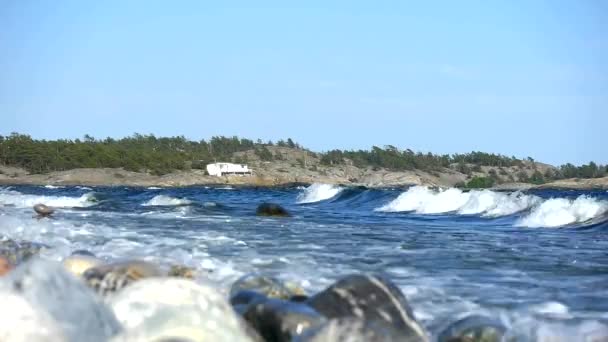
xmin=63 ymin=254 xmax=103 ymax=276
xmin=71 ymin=249 xmax=97 ymax=257
xmin=108 ymin=278 xmax=258 ymax=342
xmin=256 ymin=203 xmax=290 ymax=217
xmin=307 ymin=274 xmax=428 ymax=342
xmin=0 ymin=239 xmax=47 ymax=265
xmin=33 ymin=203 xmax=54 ymax=217
xmin=83 ymin=260 xmax=163 ymax=295
xmin=168 ymin=264 xmax=196 ymax=279
xmin=295 ymin=317 xmax=411 ymax=342
xmin=437 ymin=315 xmax=507 ymax=342
xmin=230 ymin=273 xmax=303 ymax=300
xmin=0 ymin=258 xmax=122 ymax=342
xmin=243 ymin=298 xmax=326 ymax=342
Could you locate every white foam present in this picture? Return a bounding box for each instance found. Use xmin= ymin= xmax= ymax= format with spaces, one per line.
xmin=297 ymin=183 xmax=343 ymax=204
xmin=141 ymin=195 xmax=192 ymax=207
xmin=0 ymin=189 xmax=96 ymax=208
xmin=44 ymin=185 xmax=63 ymax=189
xmin=518 ymin=195 xmax=608 ymax=228
xmin=146 ymin=187 xmax=162 ymax=190
xmin=377 ymin=186 xmax=539 ymax=216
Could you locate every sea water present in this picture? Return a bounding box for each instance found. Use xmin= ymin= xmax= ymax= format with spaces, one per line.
xmin=1 ymin=184 xmax=607 ymax=339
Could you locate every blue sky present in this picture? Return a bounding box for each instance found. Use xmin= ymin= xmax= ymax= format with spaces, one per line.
xmin=1 ymin=1 xmax=606 ymax=165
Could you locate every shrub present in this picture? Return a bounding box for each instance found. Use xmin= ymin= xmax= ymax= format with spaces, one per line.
xmin=465 ymin=176 xmax=495 ymax=189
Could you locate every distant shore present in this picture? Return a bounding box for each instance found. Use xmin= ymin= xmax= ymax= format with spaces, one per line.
xmin=1 ymin=166 xmax=607 ymax=190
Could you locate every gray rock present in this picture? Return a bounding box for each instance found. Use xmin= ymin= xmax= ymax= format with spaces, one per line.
xmin=230 ymin=273 xmax=304 ymax=300
xmin=307 ymin=274 xmax=428 ymax=342
xmin=256 ymin=203 xmax=290 ymax=217
xmin=0 ymin=238 xmax=47 ymax=265
xmin=295 ymin=317 xmax=413 ymax=342
xmin=243 ymin=298 xmax=326 ymax=342
xmin=83 ymin=260 xmax=163 ymax=295
xmin=108 ymin=278 xmax=257 ymax=342
xmin=0 ymin=258 xmax=122 ymax=342
xmin=437 ymin=315 xmax=506 ymax=342
xmin=33 ymin=203 xmax=54 ymax=217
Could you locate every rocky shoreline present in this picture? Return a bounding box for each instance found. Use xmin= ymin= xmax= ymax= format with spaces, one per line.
xmin=1 ymin=166 xmax=607 ymax=190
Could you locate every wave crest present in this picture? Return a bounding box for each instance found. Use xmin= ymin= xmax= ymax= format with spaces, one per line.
xmin=377 ymin=186 xmax=540 ymax=217
xmin=0 ymin=190 xmax=96 ymax=208
xmin=142 ymin=195 xmax=192 ymax=206
xmin=297 ymin=184 xmax=343 ymax=204
xmin=517 ymin=195 xmax=608 ymax=228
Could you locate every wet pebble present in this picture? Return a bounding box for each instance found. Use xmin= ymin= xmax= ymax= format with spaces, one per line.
xmin=83 ymin=260 xmax=163 ymax=295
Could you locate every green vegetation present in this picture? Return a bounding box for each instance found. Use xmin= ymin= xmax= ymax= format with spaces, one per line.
xmin=0 ymin=133 xmax=606 ymax=182
xmin=464 ymin=176 xmax=495 ymax=189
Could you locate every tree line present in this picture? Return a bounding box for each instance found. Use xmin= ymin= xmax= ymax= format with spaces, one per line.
xmin=0 ymin=133 xmax=605 ymax=181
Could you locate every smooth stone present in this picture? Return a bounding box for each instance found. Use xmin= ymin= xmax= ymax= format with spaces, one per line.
xmin=437 ymin=315 xmax=507 ymax=342
xmin=33 ymin=203 xmax=54 ymax=216
xmin=307 ymin=274 xmax=428 ymax=342
xmin=230 ymin=273 xmax=300 ymax=300
xmin=168 ymin=264 xmax=196 ymax=279
xmin=295 ymin=317 xmax=412 ymax=342
xmin=108 ymin=278 xmax=258 ymax=342
xmin=0 ymin=239 xmax=48 ymax=265
xmin=243 ymin=298 xmax=326 ymax=342
xmin=83 ymin=260 xmax=163 ymax=295
xmin=0 ymin=258 xmax=122 ymax=342
xmin=63 ymin=255 xmax=103 ymax=276
xmin=256 ymin=203 xmax=290 ymax=217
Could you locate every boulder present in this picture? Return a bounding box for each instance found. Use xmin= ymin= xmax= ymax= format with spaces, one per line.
xmin=307 ymin=274 xmax=428 ymax=342
xmin=0 ymin=258 xmax=122 ymax=342
xmin=243 ymin=298 xmax=326 ymax=342
xmin=63 ymin=255 xmax=103 ymax=276
xmin=71 ymin=249 xmax=97 ymax=257
xmin=437 ymin=315 xmax=506 ymax=342
xmin=0 ymin=256 xmax=12 ymax=276
xmin=295 ymin=317 xmax=412 ymax=342
xmin=256 ymin=203 xmax=290 ymax=217
xmin=33 ymin=203 xmax=54 ymax=217
xmin=230 ymin=273 xmax=303 ymax=300
xmin=108 ymin=278 xmax=258 ymax=342
xmin=0 ymin=239 xmax=48 ymax=265
xmin=168 ymin=264 xmax=196 ymax=279
xmin=83 ymin=260 xmax=163 ymax=295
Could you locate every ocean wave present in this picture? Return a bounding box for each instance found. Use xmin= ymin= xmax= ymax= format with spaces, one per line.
xmin=141 ymin=195 xmax=192 ymax=206
xmin=44 ymin=185 xmax=63 ymax=189
xmin=377 ymin=186 xmax=540 ymax=217
xmin=297 ymin=183 xmax=344 ymax=204
xmin=517 ymin=195 xmax=608 ymax=228
xmin=0 ymin=189 xmax=97 ymax=208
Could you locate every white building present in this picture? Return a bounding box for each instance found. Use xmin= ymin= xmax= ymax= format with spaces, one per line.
xmin=206 ymin=163 xmax=252 ymax=177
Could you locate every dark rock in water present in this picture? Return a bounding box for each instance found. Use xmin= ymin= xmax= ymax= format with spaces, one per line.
xmin=243 ymin=298 xmax=326 ymax=342
xmin=0 ymin=239 xmax=47 ymax=265
xmin=0 ymin=258 xmax=122 ymax=342
xmin=108 ymin=278 xmax=259 ymax=342
xmin=83 ymin=260 xmax=163 ymax=295
xmin=290 ymin=294 xmax=309 ymax=302
xmin=33 ymin=203 xmax=54 ymax=217
xmin=307 ymin=274 xmax=428 ymax=342
xmin=437 ymin=315 xmax=506 ymax=342
xmin=256 ymin=203 xmax=290 ymax=217
xmin=230 ymin=273 xmax=303 ymax=300
xmin=295 ymin=317 xmax=412 ymax=342
xmin=230 ymin=290 xmax=270 ymax=315
xmin=72 ymin=249 xmax=96 ymax=257
xmin=168 ymin=264 xmax=196 ymax=279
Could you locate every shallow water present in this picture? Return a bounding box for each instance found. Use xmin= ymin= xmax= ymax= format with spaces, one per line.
xmin=1 ymin=184 xmax=607 ymax=339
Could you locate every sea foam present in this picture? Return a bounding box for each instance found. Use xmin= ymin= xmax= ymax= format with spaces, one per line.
xmin=297 ymin=183 xmax=343 ymax=204
xmin=517 ymin=195 xmax=608 ymax=228
xmin=141 ymin=195 xmax=192 ymax=206
xmin=377 ymin=186 xmax=540 ymax=217
xmin=0 ymin=189 xmax=96 ymax=208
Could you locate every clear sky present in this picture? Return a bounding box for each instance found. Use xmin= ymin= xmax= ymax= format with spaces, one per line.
xmin=1 ymin=1 xmax=606 ymax=165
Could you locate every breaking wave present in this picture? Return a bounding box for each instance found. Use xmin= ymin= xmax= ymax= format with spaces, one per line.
xmin=141 ymin=195 xmax=192 ymax=206
xmin=297 ymin=183 xmax=344 ymax=204
xmin=0 ymin=189 xmax=96 ymax=208
xmin=377 ymin=186 xmax=540 ymax=217
xmin=517 ymin=195 xmax=608 ymax=228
